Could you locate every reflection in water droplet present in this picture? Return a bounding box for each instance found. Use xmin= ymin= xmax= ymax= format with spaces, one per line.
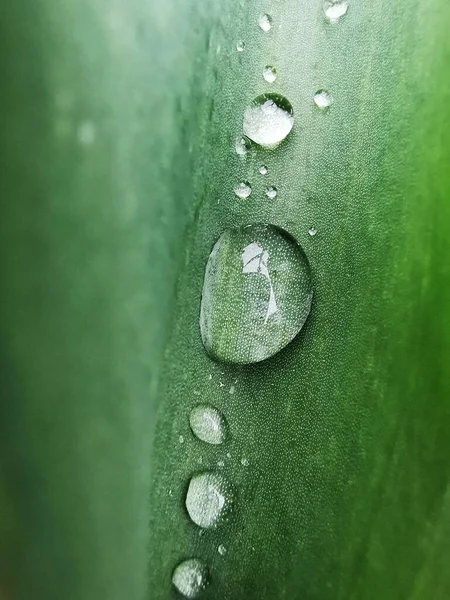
xmin=234 ymin=181 xmax=252 ymax=199
xmin=218 ymin=544 xmax=227 ymax=556
xmin=265 ymin=186 xmax=277 ymax=199
xmin=200 ymin=224 xmax=313 ymax=364
xmin=236 ymin=40 xmax=245 ymax=52
xmin=314 ymin=89 xmax=333 ymax=109
xmin=243 ymin=94 xmax=294 ymax=147
xmin=258 ymin=14 xmax=272 ymax=32
xmin=190 ymin=406 xmax=227 ymax=445
xmin=263 ymin=66 xmax=277 ymax=83
xmin=259 ymin=165 xmax=268 ymax=175
xmin=185 ymin=472 xmax=234 ymax=528
xmin=172 ymin=558 xmax=209 ymax=598
xmin=308 ymin=228 xmax=317 ymax=237
xmin=324 ymin=0 xmax=348 ymax=22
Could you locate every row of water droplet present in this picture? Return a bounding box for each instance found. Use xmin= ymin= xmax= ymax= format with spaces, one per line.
xmin=172 ymin=1 xmax=348 ymax=596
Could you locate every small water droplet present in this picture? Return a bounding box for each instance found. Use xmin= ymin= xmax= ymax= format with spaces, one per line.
xmin=229 ymin=385 xmax=235 ymax=394
xmin=172 ymin=558 xmax=209 ymax=598
xmin=235 ymin=137 xmax=249 ymax=157
xmin=314 ymin=89 xmax=333 ymax=109
xmin=226 ymin=452 xmax=231 ymax=458
xmin=190 ymin=406 xmax=227 ymax=445
xmin=217 ymin=460 xmax=225 ymax=468
xmin=241 ymin=457 xmax=249 ymax=467
xmin=236 ymin=40 xmax=245 ymax=52
xmin=263 ymin=66 xmax=277 ymax=83
xmin=265 ymin=186 xmax=278 ymax=199
xmin=200 ymin=224 xmax=313 ymax=364
xmin=179 ymin=435 xmax=185 ymax=444
xmin=168 ymin=489 xmax=173 ymax=497
xmin=185 ymin=472 xmax=234 ymax=528
xmin=218 ymin=544 xmax=227 ymax=556
xmin=243 ymin=94 xmax=294 ymax=147
xmin=77 ymin=121 xmax=96 ymax=145
xmin=259 ymin=165 xmax=268 ymax=175
xmin=308 ymin=228 xmax=317 ymax=237
xmin=258 ymin=14 xmax=272 ymax=32
xmin=234 ymin=181 xmax=252 ymax=199
xmin=324 ymin=0 xmax=348 ymax=22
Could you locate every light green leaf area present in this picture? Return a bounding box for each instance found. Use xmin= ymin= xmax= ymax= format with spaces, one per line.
xmin=0 ymin=0 xmax=449 ymax=599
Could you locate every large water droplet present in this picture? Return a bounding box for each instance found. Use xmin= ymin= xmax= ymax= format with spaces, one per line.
xmin=185 ymin=472 xmax=234 ymax=528
xmin=200 ymin=224 xmax=313 ymax=364
xmin=265 ymin=186 xmax=277 ymax=199
xmin=324 ymin=0 xmax=348 ymax=22
xmin=190 ymin=406 xmax=227 ymax=445
xmin=243 ymin=94 xmax=294 ymax=147
xmin=234 ymin=181 xmax=252 ymax=199
xmin=314 ymin=89 xmax=333 ymax=109
xmin=258 ymin=14 xmax=272 ymax=32
xmin=263 ymin=66 xmax=277 ymax=83
xmin=172 ymin=558 xmax=209 ymax=598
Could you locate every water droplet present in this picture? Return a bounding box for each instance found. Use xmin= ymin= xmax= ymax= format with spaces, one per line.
xmin=241 ymin=457 xmax=249 ymax=467
xmin=168 ymin=489 xmax=173 ymax=497
xmin=324 ymin=0 xmax=348 ymax=22
xmin=172 ymin=558 xmax=209 ymax=598
xmin=258 ymin=14 xmax=272 ymax=32
xmin=236 ymin=40 xmax=245 ymax=52
xmin=234 ymin=181 xmax=252 ymax=199
xmin=77 ymin=121 xmax=96 ymax=145
xmin=217 ymin=460 xmax=225 ymax=468
xmin=265 ymin=186 xmax=278 ymax=199
xmin=218 ymin=544 xmax=227 ymax=556
xmin=179 ymin=435 xmax=185 ymax=444
xmin=226 ymin=452 xmax=231 ymax=458
xmin=200 ymin=224 xmax=313 ymax=364
xmin=259 ymin=165 xmax=268 ymax=175
xmin=263 ymin=66 xmax=277 ymax=83
xmin=314 ymin=89 xmax=333 ymax=109
xmin=229 ymin=385 xmax=235 ymax=394
xmin=243 ymin=93 xmax=294 ymax=147
xmin=235 ymin=136 xmax=250 ymax=157
xmin=308 ymin=228 xmax=317 ymax=237
xmin=185 ymin=472 xmax=234 ymax=528
xmin=189 ymin=406 xmax=227 ymax=445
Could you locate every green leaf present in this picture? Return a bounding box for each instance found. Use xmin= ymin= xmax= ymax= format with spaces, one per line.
xmin=1 ymin=0 xmax=450 ymax=599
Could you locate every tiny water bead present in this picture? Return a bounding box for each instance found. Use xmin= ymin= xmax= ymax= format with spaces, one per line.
xmin=313 ymin=89 xmax=333 ymax=109
xmin=241 ymin=458 xmax=249 ymax=467
xmin=172 ymin=558 xmax=209 ymax=598
xmin=243 ymin=93 xmax=294 ymax=148
xmin=259 ymin=165 xmax=268 ymax=175
xmin=200 ymin=224 xmax=313 ymax=364
xmin=263 ymin=66 xmax=277 ymax=83
xmin=189 ymin=405 xmax=227 ymax=445
xmin=185 ymin=472 xmax=234 ymax=528
xmin=236 ymin=40 xmax=245 ymax=52
xmin=265 ymin=186 xmax=277 ymax=199
xmin=218 ymin=544 xmax=227 ymax=556
xmin=235 ymin=137 xmax=249 ymax=157
xmin=234 ymin=181 xmax=252 ymax=199
xmin=308 ymin=228 xmax=317 ymax=237
xmin=258 ymin=14 xmax=272 ymax=32
xmin=324 ymin=0 xmax=348 ymax=22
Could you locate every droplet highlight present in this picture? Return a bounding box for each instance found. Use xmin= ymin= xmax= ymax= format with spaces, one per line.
xmin=263 ymin=66 xmax=277 ymax=83
xmin=189 ymin=406 xmax=227 ymax=445
xmin=324 ymin=0 xmax=348 ymax=22
xmin=243 ymin=93 xmax=294 ymax=148
xmin=172 ymin=558 xmax=209 ymax=598
xmin=185 ymin=472 xmax=234 ymax=528
xmin=200 ymin=224 xmax=313 ymax=364
xmin=258 ymin=14 xmax=272 ymax=32
xmin=234 ymin=181 xmax=252 ymax=199
xmin=314 ymin=89 xmax=333 ymax=109
xmin=265 ymin=186 xmax=277 ymax=199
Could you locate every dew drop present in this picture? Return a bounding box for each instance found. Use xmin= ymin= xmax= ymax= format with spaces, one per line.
xmin=235 ymin=136 xmax=249 ymax=157
xmin=243 ymin=93 xmax=294 ymax=147
xmin=265 ymin=186 xmax=277 ymax=199
xmin=314 ymin=89 xmax=333 ymax=109
xmin=185 ymin=472 xmax=234 ymax=528
xmin=308 ymin=228 xmax=317 ymax=237
xmin=324 ymin=0 xmax=348 ymax=23
xmin=189 ymin=406 xmax=227 ymax=445
xmin=217 ymin=460 xmax=225 ymax=468
xmin=241 ymin=457 xmax=249 ymax=467
xmin=258 ymin=14 xmax=272 ymax=32
xmin=263 ymin=66 xmax=277 ymax=83
xmin=259 ymin=165 xmax=268 ymax=175
xmin=179 ymin=435 xmax=185 ymax=444
xmin=200 ymin=224 xmax=313 ymax=364
xmin=218 ymin=544 xmax=227 ymax=556
xmin=172 ymin=558 xmax=209 ymax=598
xmin=234 ymin=181 xmax=252 ymax=199
xmin=236 ymin=40 xmax=245 ymax=52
